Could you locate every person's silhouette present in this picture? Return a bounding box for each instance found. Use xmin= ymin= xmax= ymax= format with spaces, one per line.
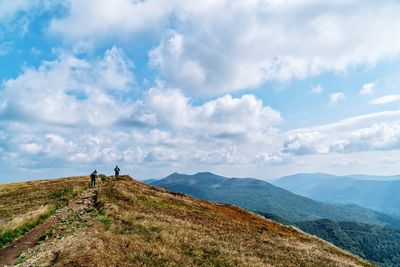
xmin=114 ymin=165 xmax=120 ymax=179
xmin=90 ymin=170 xmax=97 ymax=188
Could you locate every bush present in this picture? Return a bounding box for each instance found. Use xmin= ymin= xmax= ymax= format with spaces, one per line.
xmin=99 ymin=174 xmax=108 ymax=182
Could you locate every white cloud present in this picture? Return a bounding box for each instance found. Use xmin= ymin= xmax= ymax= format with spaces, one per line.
xmin=0 ymin=47 xmax=134 ymax=126
xmin=126 ymin=88 xmax=283 ymax=140
xmin=253 ymin=153 xmax=287 ymax=165
xmin=371 ymin=94 xmax=400 ymax=105
xmin=330 ymin=124 xmax=400 ymax=153
xmin=310 ymin=84 xmax=323 ymax=94
xmin=283 ymin=131 xmax=328 ymax=155
xmin=329 ymin=92 xmax=345 ymax=105
xmin=283 ymin=110 xmax=400 ymax=155
xmin=359 ymin=83 xmax=375 ymax=96
xmin=50 ymin=0 xmax=173 ymax=41
xmin=5 ymin=0 xmax=400 ymax=179
xmin=20 ymin=143 xmax=42 ymax=154
xmin=48 ymin=0 xmax=400 ymax=95
xmin=0 ymin=50 xmax=283 ymax=174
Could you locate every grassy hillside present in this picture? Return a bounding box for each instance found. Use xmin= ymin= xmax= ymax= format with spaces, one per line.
xmin=0 ymin=176 xmax=89 ymax=247
xmin=8 ymin=176 xmax=373 ymax=266
xmin=297 ymin=219 xmax=400 ymax=266
xmin=272 ymin=173 xmax=400 ymax=213
xmin=150 ymin=172 xmax=400 ymax=228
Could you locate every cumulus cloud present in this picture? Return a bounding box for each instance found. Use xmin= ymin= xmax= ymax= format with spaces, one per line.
xmin=50 ymin=0 xmax=173 ymax=41
xmin=371 ymin=95 xmax=400 ymax=105
xmin=359 ymin=83 xmax=375 ymax=96
xmin=283 ymin=131 xmax=328 ymax=155
xmin=329 ymin=92 xmax=345 ymax=105
xmin=0 ymin=49 xmax=283 ymax=174
xmin=152 ymin=0 xmax=400 ymax=94
xmin=330 ymin=123 xmax=400 ymax=153
xmin=5 ymin=0 xmax=400 ymax=179
xmin=47 ymin=0 xmax=400 ymax=95
xmin=124 ymin=88 xmax=282 ymax=140
xmin=0 ymin=46 xmax=134 ymax=126
xmin=283 ymin=110 xmax=400 ymax=155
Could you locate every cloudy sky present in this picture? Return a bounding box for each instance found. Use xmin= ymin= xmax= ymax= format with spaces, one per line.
xmin=2 ymin=0 xmax=400 ymax=181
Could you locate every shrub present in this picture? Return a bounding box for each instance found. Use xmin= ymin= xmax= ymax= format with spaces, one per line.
xmin=99 ymin=174 xmax=108 ymax=182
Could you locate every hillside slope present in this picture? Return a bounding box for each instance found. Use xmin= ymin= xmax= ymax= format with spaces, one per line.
xmin=0 ymin=176 xmax=89 ymax=248
xmin=2 ymin=176 xmax=373 ymax=266
xmin=273 ymin=173 xmax=400 ymax=213
xmin=150 ymin=172 xmax=400 ymax=227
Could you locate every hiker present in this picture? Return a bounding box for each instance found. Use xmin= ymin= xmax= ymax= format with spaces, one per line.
xmin=90 ymin=170 xmax=97 ymax=188
xmin=114 ymin=165 xmax=120 ymax=179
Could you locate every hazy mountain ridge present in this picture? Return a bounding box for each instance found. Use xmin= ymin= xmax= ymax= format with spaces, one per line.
xmin=273 ymin=173 xmax=400 ymax=213
xmin=150 ymin=172 xmax=400 ymax=228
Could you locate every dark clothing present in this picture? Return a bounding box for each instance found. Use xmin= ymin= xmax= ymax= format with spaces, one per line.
xmin=91 ymin=178 xmax=96 ymax=188
xmin=114 ymin=167 xmax=120 ymax=179
xmin=90 ymin=172 xmax=97 ymax=188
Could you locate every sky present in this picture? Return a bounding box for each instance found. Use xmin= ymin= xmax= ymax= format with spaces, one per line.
xmin=1 ymin=0 xmax=400 ymax=181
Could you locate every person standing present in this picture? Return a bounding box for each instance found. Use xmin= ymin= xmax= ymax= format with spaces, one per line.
xmin=114 ymin=165 xmax=120 ymax=179
xmin=90 ymin=170 xmax=98 ymax=188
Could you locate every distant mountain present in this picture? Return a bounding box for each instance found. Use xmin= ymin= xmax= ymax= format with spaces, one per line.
xmin=141 ymin=178 xmax=159 ymax=184
xmin=272 ymin=173 xmax=400 ymax=213
xmin=150 ymin=172 xmax=400 ymax=228
xmin=297 ymin=219 xmax=400 ymax=266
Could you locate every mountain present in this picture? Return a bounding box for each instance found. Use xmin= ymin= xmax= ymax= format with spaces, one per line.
xmin=140 ymin=178 xmax=159 ymax=184
xmin=150 ymin=172 xmax=400 ymax=228
xmin=0 ymin=176 xmax=373 ymax=266
xmin=273 ymin=173 xmax=400 ymax=213
xmin=297 ymin=219 xmax=400 ymax=266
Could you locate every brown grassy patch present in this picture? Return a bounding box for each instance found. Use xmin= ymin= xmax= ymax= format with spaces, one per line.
xmin=0 ymin=176 xmax=90 ymax=247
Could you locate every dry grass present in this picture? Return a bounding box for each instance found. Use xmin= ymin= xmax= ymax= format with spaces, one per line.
xmin=0 ymin=205 xmax=51 ymax=235
xmin=0 ymin=176 xmax=90 ymax=247
xmin=21 ymin=176 xmax=375 ymax=267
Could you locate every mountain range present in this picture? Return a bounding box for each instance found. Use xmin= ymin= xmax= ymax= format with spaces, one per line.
xmin=149 ymin=172 xmax=400 ymax=228
xmin=272 ymin=173 xmax=400 ymax=214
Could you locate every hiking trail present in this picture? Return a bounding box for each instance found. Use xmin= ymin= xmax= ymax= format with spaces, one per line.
xmin=0 ymin=185 xmax=101 ymax=267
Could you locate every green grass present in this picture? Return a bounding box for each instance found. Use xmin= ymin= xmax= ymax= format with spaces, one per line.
xmin=97 ymin=213 xmax=111 ymax=226
xmin=0 ymin=207 xmax=55 ymax=247
xmin=15 ymin=255 xmax=27 ymax=265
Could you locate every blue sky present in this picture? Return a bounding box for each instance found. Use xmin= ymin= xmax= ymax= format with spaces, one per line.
xmin=2 ymin=0 xmax=400 ymax=181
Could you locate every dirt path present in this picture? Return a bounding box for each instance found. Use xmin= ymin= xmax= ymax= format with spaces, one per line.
xmin=0 ymin=188 xmax=98 ymax=267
